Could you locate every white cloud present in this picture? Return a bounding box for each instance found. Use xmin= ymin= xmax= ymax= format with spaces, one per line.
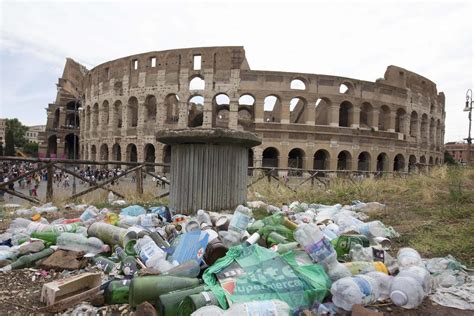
xmin=0 ymin=0 xmax=472 ymax=141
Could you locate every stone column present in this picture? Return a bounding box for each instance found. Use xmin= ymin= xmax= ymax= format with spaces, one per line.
xmin=177 ymin=101 xmax=188 ymax=128
xmin=280 ymin=98 xmax=290 ymax=124
xmin=388 ymin=111 xmax=396 ymax=133
xmin=137 ymin=98 xmax=146 ymax=136
xmin=350 ymin=107 xmax=360 ymax=128
xmin=329 ymin=104 xmax=339 ymax=127
xmin=202 ymin=98 xmax=213 ymax=128
xmin=372 ymin=109 xmax=379 ymax=131
xmin=305 ymin=101 xmax=316 ymax=125
xmin=121 ymin=103 xmax=128 ymax=137
xmin=228 ymin=98 xmax=238 ymax=130
xmin=254 ymin=98 xmax=264 ymax=123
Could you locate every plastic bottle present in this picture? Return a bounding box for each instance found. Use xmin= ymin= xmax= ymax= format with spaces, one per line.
xmin=134 ymin=235 xmax=174 ymax=272
xmin=389 ymin=275 xmax=425 ymax=309
xmin=330 ymin=275 xmax=380 ymax=311
xmin=397 ymin=247 xmax=424 ymax=269
xmin=228 ymin=205 xmax=252 ymax=234
xmin=0 ymin=248 xmax=54 ymax=272
xmin=79 ymin=206 xmax=99 ymax=222
xmin=366 ymin=271 xmax=393 ymax=301
xmin=294 ymin=223 xmax=351 ymax=281
xmin=30 ymin=231 xmax=61 ymax=245
xmin=398 ymin=265 xmax=432 ymax=295
xmin=56 ymin=233 xmax=110 ymax=255
xmin=92 ymin=256 xmax=119 ymax=274
xmin=191 ymin=299 xmax=291 ymax=316
xmin=350 ymin=244 xmax=397 ymax=274
xmin=357 ymin=221 xmax=386 ymax=238
xmin=196 ymin=210 xmax=212 ymax=226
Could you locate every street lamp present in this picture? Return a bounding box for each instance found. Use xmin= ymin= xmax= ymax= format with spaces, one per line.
xmin=464 ymin=89 xmax=473 ymax=166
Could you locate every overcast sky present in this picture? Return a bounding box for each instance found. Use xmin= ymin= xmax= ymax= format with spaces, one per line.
xmin=0 ymin=0 xmax=472 ymax=142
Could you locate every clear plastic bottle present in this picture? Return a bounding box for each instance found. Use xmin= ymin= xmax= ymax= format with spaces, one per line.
xmin=398 ymin=265 xmax=432 ymax=295
xmin=228 ymin=205 xmax=252 ymax=234
xmin=357 ymin=221 xmax=386 ymax=238
xmin=196 ymin=209 xmax=212 ymax=226
xmin=294 ymin=223 xmax=351 ymax=281
xmin=331 ymin=275 xmax=380 ymax=311
xmin=366 ymin=271 xmax=393 ymax=301
xmin=349 ymin=244 xmax=397 ymax=274
xmin=389 ymin=275 xmax=425 ymax=309
xmin=397 ymin=247 xmax=424 ymax=269
xmin=134 ymin=235 xmax=174 ymax=272
xmin=56 ymin=232 xmax=110 ymax=255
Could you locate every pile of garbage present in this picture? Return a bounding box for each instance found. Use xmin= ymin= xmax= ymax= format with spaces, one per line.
xmin=0 ymin=199 xmax=472 ymax=314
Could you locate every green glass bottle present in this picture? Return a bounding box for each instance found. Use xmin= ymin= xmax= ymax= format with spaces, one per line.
xmin=115 ymin=246 xmax=138 ymax=276
xmin=105 ymin=279 xmax=131 ymax=304
xmin=0 ymin=248 xmax=54 ymax=272
xmin=331 ymin=234 xmax=370 ymax=259
xmin=91 ymin=256 xmax=118 ymax=274
xmin=31 ymin=231 xmax=60 ymax=245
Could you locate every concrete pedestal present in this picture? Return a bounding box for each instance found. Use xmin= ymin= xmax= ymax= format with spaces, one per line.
xmin=156 ymin=128 xmax=261 ymax=214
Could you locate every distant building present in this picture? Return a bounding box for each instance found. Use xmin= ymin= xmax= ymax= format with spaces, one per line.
xmin=0 ymin=118 xmax=5 ymax=146
xmin=445 ymin=142 xmax=473 ymax=165
xmin=26 ymin=125 xmax=46 ymax=143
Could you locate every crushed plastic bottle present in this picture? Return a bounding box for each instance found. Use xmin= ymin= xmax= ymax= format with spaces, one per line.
xmin=191 ymin=300 xmax=291 ymax=316
xmin=366 ymin=271 xmax=393 ymax=301
xmin=331 ymin=274 xmax=380 ymax=311
xmin=196 ymin=210 xmax=212 ymax=226
xmin=134 ymin=235 xmax=175 ymax=272
xmin=397 ymin=247 xmax=424 ymax=269
xmin=389 ymin=274 xmax=425 ymax=309
xmin=220 ymin=205 xmax=252 ymax=248
xmin=56 ymin=232 xmax=110 ymax=255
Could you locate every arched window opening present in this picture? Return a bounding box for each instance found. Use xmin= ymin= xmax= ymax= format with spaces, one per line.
xmin=313 ymin=150 xmax=329 ymax=170
xmin=290 ymin=79 xmax=306 ymax=90
xmin=360 ymin=102 xmax=373 ymax=128
xmin=315 ymin=98 xmax=330 ymax=125
xmin=263 ymin=95 xmax=281 ymax=123
xmin=410 ymin=111 xmax=418 ymax=137
xmin=420 ymin=114 xmax=429 ymax=144
xmin=262 ymin=147 xmax=279 ymax=169
xmin=100 ymin=144 xmax=109 ymax=162
xmin=376 ymin=153 xmax=389 ymax=172
xmin=288 ymin=148 xmax=305 ymax=176
xmin=394 ymin=154 xmax=405 ymax=172
xmin=101 ymin=101 xmax=109 ymax=128
xmin=127 ymin=97 xmax=138 ymax=128
xmin=163 ymin=145 xmax=171 ymax=174
xmin=144 ymin=144 xmax=156 ymax=172
xmin=395 ymin=108 xmax=406 ymax=133
xmin=189 ymin=76 xmax=205 ymax=90
xmin=90 ymin=145 xmax=97 ymax=161
xmin=409 ymin=155 xmax=417 ymax=172
xmin=290 ymin=97 xmax=307 ymax=124
xmin=188 ymin=95 xmax=204 ymax=127
xmin=337 ymin=151 xmax=351 ymax=171
xmin=64 ymin=134 xmax=79 ymax=159
xmin=213 ymin=93 xmax=230 ymax=128
xmin=126 ymin=144 xmax=137 ymax=162
xmin=239 ymin=94 xmax=255 ymax=106
xmin=339 ymin=82 xmax=353 ymax=94
xmin=339 ymin=101 xmax=353 ymax=127
xmin=53 ymin=108 xmax=60 ymax=129
xmin=165 ymin=94 xmax=180 ymax=124
xmin=92 ymin=103 xmax=99 ymax=131
xmin=357 ymin=152 xmax=371 ymax=171
xmin=144 ymin=95 xmax=157 ymax=128
xmin=378 ymin=105 xmax=390 ymax=131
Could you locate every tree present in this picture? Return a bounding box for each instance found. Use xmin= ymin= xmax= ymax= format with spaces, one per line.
xmin=5 ymin=118 xmax=28 ymax=148
xmin=444 ymin=151 xmax=457 ymax=165
xmin=23 ymin=142 xmax=39 ymax=157
xmin=5 ymin=129 xmax=15 ymax=156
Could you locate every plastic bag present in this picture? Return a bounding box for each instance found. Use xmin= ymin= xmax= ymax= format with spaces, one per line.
xmin=203 ymin=244 xmax=331 ymax=311
xmin=120 ymin=205 xmax=146 ymax=217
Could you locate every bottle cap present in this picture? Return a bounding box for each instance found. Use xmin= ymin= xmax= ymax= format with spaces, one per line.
xmin=390 ymin=290 xmax=408 ymax=306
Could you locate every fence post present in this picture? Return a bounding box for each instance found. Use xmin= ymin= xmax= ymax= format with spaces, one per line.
xmin=47 ymin=164 xmax=54 ymax=202
xmin=136 ymin=165 xmax=143 ymax=196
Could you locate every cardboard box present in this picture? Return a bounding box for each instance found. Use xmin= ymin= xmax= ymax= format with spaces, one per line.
xmin=40 ymin=272 xmax=102 ymax=306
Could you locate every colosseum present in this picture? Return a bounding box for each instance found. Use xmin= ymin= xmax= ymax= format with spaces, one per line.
xmin=39 ymin=46 xmax=445 ymax=175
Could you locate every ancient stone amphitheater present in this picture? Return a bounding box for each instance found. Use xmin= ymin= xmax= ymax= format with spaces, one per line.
xmin=40 ymin=46 xmax=445 ymax=174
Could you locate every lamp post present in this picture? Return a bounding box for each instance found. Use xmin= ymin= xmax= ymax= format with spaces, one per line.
xmin=464 ymin=89 xmax=473 ymax=166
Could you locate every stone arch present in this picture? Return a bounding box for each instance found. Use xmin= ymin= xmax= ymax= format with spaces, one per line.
xmin=53 ymin=108 xmax=60 ymax=129
xmin=213 ymin=93 xmax=230 ymax=128
xmin=113 ymin=100 xmax=123 ymax=129
xmin=65 ymin=112 xmax=80 ymax=128
xmin=337 ymin=150 xmax=352 ymax=170
xmin=430 ymin=103 xmax=436 ymax=115
xmin=436 ymin=119 xmax=441 ymax=147
xmin=127 ymin=97 xmax=138 ymax=128
xmin=290 ymin=78 xmax=306 ymax=90
xmin=85 ymin=105 xmax=91 ymax=132
xmin=144 ymin=95 xmax=157 ymax=127
xmin=189 ymin=75 xmax=205 ymax=90
xmin=420 ymin=155 xmax=427 ymax=164
xmin=126 ymin=143 xmax=137 ymax=162
xmin=360 ymin=102 xmax=373 ymax=128
xmin=238 ymin=94 xmax=255 ymax=127
xmin=100 ymin=100 xmax=110 ymax=130
xmin=290 ymin=97 xmax=307 ymax=124
xmin=47 ymin=135 xmax=58 ymax=158
xmin=165 ymin=94 xmax=180 ymax=124
xmin=315 ymin=97 xmax=330 ymax=126
xmin=421 ymin=114 xmax=429 ymax=143
xmin=393 ymin=153 xmax=405 ymax=172
xmin=410 ymin=111 xmax=418 ymax=137
xmin=90 ymin=144 xmax=97 ymax=161
xmin=313 ymin=149 xmax=330 ymax=170
xmin=339 ymin=101 xmax=353 ymax=127
xmin=288 ymin=148 xmax=305 ymax=176
xmin=163 ymin=145 xmax=171 ymax=174
xmin=64 ymin=133 xmax=79 ymax=159
xmin=92 ymin=103 xmax=99 ymax=131
xmin=144 ymin=143 xmax=156 ymax=172
xmin=378 ymin=105 xmax=390 ymax=131
xmin=395 ymin=108 xmax=406 ymax=133
xmin=264 ymin=95 xmax=281 ymax=123
xmin=409 ymin=155 xmax=417 ymax=172
xmin=429 ymin=156 xmax=434 ymax=165
xmin=357 ymin=151 xmax=371 ymax=171
xmin=435 ymin=157 xmax=439 ymax=165
xmin=429 ymin=117 xmax=435 ymax=144
xmin=66 ymin=101 xmax=77 ymax=111
xmin=100 ymin=143 xmax=109 ymax=161
xmin=262 ymin=147 xmax=279 ymax=169
xmin=112 ymin=143 xmax=121 ymax=161
xmin=188 ymin=95 xmax=204 ymax=127
xmin=376 ymin=153 xmax=389 ymax=172
xmin=339 ymin=81 xmax=354 ymax=94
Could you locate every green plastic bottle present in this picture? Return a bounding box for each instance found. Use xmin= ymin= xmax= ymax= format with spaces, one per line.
xmin=105 ymin=279 xmax=131 ymax=304
xmin=31 ymin=231 xmax=60 ymax=245
xmin=331 ymin=234 xmax=370 ymax=259
xmin=0 ymin=248 xmax=54 ymax=272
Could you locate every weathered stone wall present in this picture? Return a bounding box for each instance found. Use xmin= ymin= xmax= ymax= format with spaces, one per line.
xmin=41 ymin=46 xmax=446 ymax=173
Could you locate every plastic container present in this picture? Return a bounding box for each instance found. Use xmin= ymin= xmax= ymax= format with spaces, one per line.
xmin=389 ymin=275 xmax=425 ymax=309
xmin=366 ymin=271 xmax=393 ymax=300
xmin=398 ymin=265 xmax=432 ymax=295
xmin=196 ymin=210 xmax=212 ymax=226
xmin=57 ymin=232 xmax=110 ymax=255
xmin=228 ymin=205 xmax=252 ymax=235
xmin=343 ymin=261 xmax=388 ymax=275
xmin=191 ymin=300 xmax=291 ymax=316
xmin=331 ymin=275 xmax=380 ymax=311
xmin=397 ymin=247 xmax=424 ymax=269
